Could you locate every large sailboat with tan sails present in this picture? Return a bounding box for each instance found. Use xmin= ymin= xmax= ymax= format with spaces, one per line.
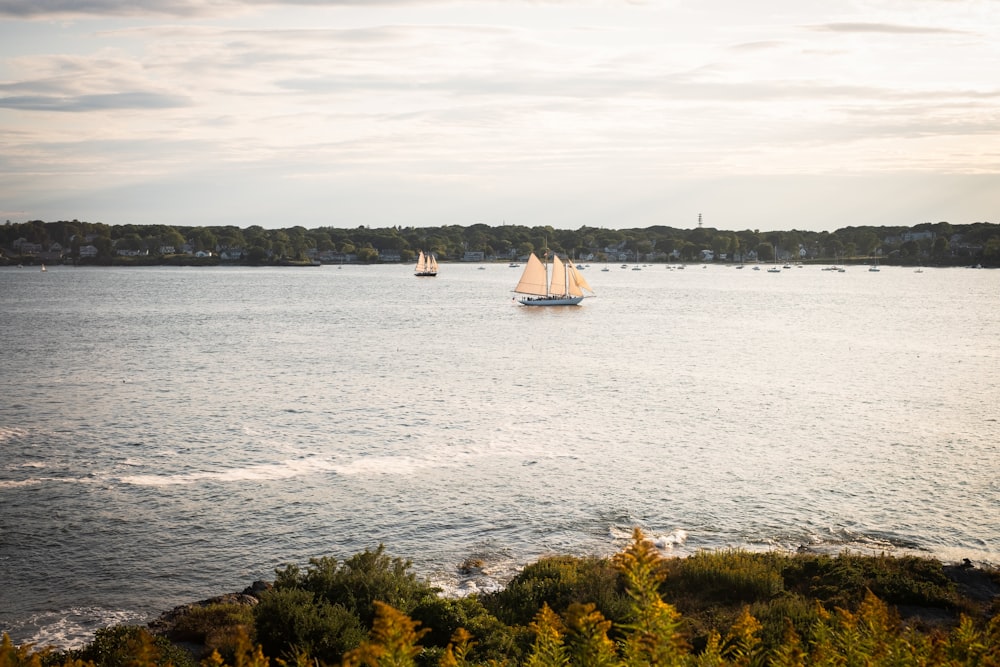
xmin=512 ymin=252 xmax=595 ymax=306
xmin=414 ymin=251 xmax=438 ymax=277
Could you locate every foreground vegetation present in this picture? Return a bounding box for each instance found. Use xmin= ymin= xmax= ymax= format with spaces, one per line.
xmin=4 ymin=532 xmax=999 ymax=666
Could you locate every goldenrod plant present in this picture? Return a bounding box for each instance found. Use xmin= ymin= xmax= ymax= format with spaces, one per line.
xmin=4 ymin=530 xmax=998 ymax=667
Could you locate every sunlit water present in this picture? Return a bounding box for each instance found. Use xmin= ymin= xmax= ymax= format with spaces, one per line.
xmin=1 ymin=263 xmax=998 ymax=648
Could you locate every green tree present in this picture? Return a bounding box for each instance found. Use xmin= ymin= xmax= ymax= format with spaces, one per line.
xmin=757 ymin=242 xmax=775 ymax=262
xmin=357 ymin=247 xmax=379 ymax=263
xmin=984 ymin=237 xmax=1000 ymax=263
xmin=933 ymin=236 xmax=950 ymax=259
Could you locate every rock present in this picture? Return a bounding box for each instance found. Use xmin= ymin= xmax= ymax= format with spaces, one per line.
xmin=147 ymin=587 xmax=267 ymax=638
xmin=242 ymin=580 xmax=273 ymax=597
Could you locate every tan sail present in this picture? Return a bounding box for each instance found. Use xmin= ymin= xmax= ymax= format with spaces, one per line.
xmin=513 ymin=253 xmax=549 ymax=296
xmin=415 ymin=250 xmax=437 ymax=276
xmin=549 ymin=254 xmax=568 ymax=296
xmin=566 ymin=262 xmax=594 ymax=297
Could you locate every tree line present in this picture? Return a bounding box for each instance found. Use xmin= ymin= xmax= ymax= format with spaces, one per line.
xmin=3 ymin=218 xmax=999 ymax=266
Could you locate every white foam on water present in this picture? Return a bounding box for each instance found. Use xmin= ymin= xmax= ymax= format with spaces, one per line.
xmin=118 ymin=457 xmax=341 ymax=486
xmin=0 ymin=426 xmax=30 ymax=443
xmin=651 ymin=529 xmax=688 ymax=551
xmin=0 ymin=473 xmax=106 ymax=489
xmin=0 ymin=478 xmax=43 ymax=489
xmin=115 ymin=446 xmax=485 ymax=486
xmin=17 ymin=607 xmax=147 ymax=650
xmin=932 ymin=545 xmax=1000 ymax=567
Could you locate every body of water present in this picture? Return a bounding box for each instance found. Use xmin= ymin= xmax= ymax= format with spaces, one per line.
xmin=1 ymin=262 xmax=997 ymax=648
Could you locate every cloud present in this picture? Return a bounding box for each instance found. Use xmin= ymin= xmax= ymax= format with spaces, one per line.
xmin=0 ymin=91 xmax=189 ymax=111
xmin=0 ymin=0 xmax=524 ymax=19
xmin=809 ymin=22 xmax=970 ymax=35
xmin=0 ymin=0 xmax=219 ymax=18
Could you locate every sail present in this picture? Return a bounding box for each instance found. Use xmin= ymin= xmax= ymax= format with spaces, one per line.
xmin=513 ymin=253 xmax=549 ymax=296
xmin=429 ymin=255 xmax=438 ymax=271
xmin=549 ymin=254 xmax=568 ymax=297
xmin=415 ymin=251 xmax=426 ymax=273
xmin=566 ymin=262 xmax=594 ymax=297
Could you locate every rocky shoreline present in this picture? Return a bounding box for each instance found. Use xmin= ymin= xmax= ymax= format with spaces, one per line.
xmin=146 ymin=581 xmax=271 ymax=658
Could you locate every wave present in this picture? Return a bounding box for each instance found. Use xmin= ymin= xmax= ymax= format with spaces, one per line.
xmin=115 ymin=451 xmax=473 ymax=487
xmin=0 ymin=478 xmax=45 ymax=489
xmin=14 ymin=607 xmax=147 ymax=650
xmin=118 ymin=458 xmax=342 ymax=487
xmin=0 ymin=426 xmax=30 ymax=443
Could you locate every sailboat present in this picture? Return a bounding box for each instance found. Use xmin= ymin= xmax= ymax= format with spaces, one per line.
xmin=414 ymin=251 xmax=438 ymax=277
xmin=513 ymin=252 xmax=595 ymax=306
xmin=767 ymin=244 xmax=781 ymax=272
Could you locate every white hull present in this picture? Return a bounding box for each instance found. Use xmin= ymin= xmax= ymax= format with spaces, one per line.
xmin=518 ymin=295 xmax=584 ymax=306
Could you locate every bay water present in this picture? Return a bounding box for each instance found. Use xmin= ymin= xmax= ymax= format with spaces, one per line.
xmin=1 ymin=262 xmax=997 ymax=648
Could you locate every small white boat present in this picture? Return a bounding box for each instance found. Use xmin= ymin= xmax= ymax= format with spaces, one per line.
xmin=768 ymin=243 xmax=781 ymax=272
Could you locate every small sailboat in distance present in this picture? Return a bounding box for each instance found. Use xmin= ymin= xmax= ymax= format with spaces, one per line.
xmin=414 ymin=251 xmax=438 ymax=277
xmin=767 ymin=244 xmax=781 ymax=273
xmin=513 ymin=252 xmax=595 ymax=306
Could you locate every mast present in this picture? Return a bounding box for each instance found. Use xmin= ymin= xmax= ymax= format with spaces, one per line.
xmin=544 ymin=251 xmax=550 ymax=297
xmin=543 ymin=237 xmax=549 ymax=297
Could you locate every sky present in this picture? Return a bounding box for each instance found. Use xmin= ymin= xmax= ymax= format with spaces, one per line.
xmin=1 ymin=0 xmax=998 ymax=233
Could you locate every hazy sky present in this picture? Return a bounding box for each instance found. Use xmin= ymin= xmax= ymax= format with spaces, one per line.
xmin=1 ymin=0 xmax=998 ymax=232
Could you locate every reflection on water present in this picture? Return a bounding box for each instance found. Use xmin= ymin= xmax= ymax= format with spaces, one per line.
xmin=1 ymin=264 xmax=997 ymax=647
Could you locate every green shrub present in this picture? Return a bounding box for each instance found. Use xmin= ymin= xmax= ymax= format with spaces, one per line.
xmin=481 ymin=555 xmax=628 ymax=628
xmin=667 ymin=549 xmax=785 ymax=604
xmin=70 ymin=626 xmax=194 ymax=667
xmin=410 ymin=595 xmax=519 ymax=664
xmin=780 ymin=552 xmax=960 ymax=610
xmin=253 ymin=587 xmax=364 ymax=664
xmin=273 ymin=545 xmax=439 ymax=626
xmin=747 ymin=592 xmax=822 ymax=652
xmin=168 ymin=603 xmax=254 ymax=660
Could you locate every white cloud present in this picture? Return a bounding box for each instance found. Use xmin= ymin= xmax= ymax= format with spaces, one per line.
xmin=0 ymin=0 xmax=997 ymax=230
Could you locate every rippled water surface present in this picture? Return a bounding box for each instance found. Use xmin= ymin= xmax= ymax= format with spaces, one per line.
xmin=1 ymin=263 xmax=998 ymax=647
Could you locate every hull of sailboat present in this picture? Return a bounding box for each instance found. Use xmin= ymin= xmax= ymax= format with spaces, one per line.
xmin=415 ymin=271 xmax=437 ymax=276
xmin=518 ymin=295 xmax=584 ymax=306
